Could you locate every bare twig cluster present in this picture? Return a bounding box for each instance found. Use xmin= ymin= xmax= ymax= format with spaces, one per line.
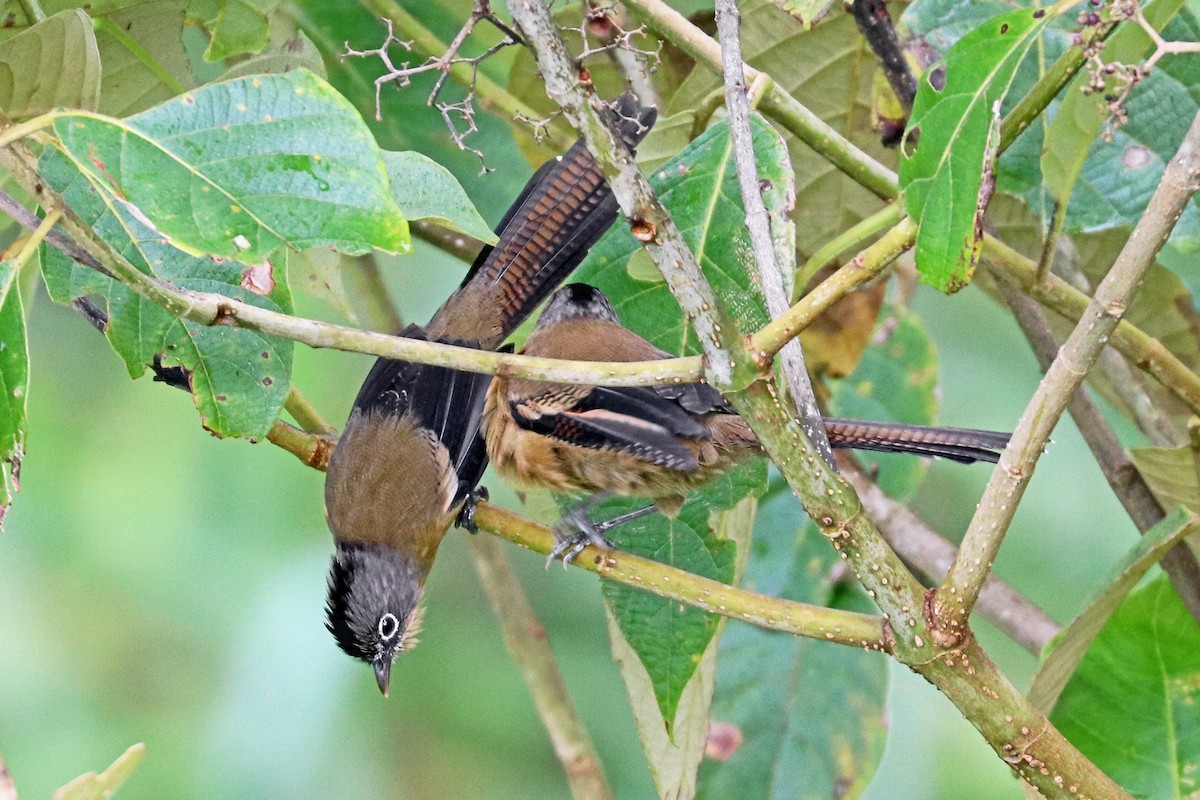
xmin=343 ymin=2 xmax=522 ymax=169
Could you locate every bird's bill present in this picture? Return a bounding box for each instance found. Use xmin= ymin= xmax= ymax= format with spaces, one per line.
xmin=373 ymin=658 xmax=392 ymax=697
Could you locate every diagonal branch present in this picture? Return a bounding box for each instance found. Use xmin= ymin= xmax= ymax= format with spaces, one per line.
xmin=936 ymin=110 xmax=1200 ymax=638
xmin=715 ymin=0 xmax=832 ymax=465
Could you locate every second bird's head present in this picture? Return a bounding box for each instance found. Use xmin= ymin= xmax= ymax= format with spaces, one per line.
xmin=325 ymin=543 xmax=425 ymax=696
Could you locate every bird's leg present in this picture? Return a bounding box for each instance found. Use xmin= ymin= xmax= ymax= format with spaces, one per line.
xmin=454 ymin=485 xmax=490 ymax=533
xmin=547 ymin=491 xmax=619 ymax=568
xmin=546 ymin=498 xmax=661 ymax=567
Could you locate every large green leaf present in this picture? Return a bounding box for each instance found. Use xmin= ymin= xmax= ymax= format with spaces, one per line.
xmin=570 ymin=116 xmax=783 ymax=353
xmin=198 ymin=0 xmax=281 ymax=62
xmin=94 ymin=1 xmax=196 ymax=117
xmin=39 ymin=149 xmax=293 ymax=440
xmin=1030 ymin=506 xmax=1199 ymax=713
xmin=669 ymin=2 xmax=898 ymax=265
xmin=51 ymin=69 xmax=409 ymax=266
xmin=827 ymin=305 xmax=939 ymax=500
xmin=599 ymin=461 xmax=765 ymax=733
xmin=1130 ymin=446 xmax=1200 ymax=513
xmin=53 ymin=742 xmax=145 ymax=800
xmin=900 ymin=7 xmax=1053 ymax=292
xmin=697 ymin=479 xmax=889 ymax=800
xmin=0 ymin=258 xmax=27 ymax=528
xmin=0 ymin=9 xmax=101 ymax=117
xmin=383 ymin=151 xmax=497 ymax=244
xmin=1052 ymin=576 xmax=1200 ymax=798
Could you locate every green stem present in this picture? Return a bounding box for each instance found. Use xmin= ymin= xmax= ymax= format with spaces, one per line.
xmin=754 ymin=217 xmax=915 ymax=359
xmin=284 ymin=388 xmax=334 ymax=435
xmin=0 ymin=113 xmax=57 ymax=148
xmin=623 ymin=0 xmax=899 ymax=200
xmin=17 ymin=0 xmax=45 ymax=23
xmin=473 ymin=504 xmax=889 ymax=649
xmin=793 ymin=203 xmax=904 ymax=300
xmin=266 ymin=420 xmax=333 ymax=470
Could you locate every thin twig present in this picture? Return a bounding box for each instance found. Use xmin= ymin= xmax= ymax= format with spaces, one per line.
xmin=467 ymin=535 xmax=615 ymax=800
xmin=267 ymin=421 xmax=334 ymax=470
xmin=793 ymin=203 xmax=904 ymax=301
xmin=284 ymin=388 xmax=335 ymax=435
xmin=937 ymin=110 xmax=1200 ymax=638
xmin=410 ymin=219 xmax=486 ymax=264
xmin=999 ymin=278 xmax=1200 ymax=623
xmin=715 ymin=0 xmax=832 ymax=465
xmin=840 ymin=459 xmax=1062 ymax=655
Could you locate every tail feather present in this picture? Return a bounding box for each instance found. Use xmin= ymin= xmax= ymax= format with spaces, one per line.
xmin=823 ymin=418 xmax=1010 ymax=464
xmin=430 ymin=92 xmax=657 ymax=347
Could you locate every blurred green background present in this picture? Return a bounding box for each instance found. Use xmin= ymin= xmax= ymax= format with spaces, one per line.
xmin=0 ymin=237 xmax=1140 ymax=800
xmin=0 ymin=0 xmax=1148 ymax=796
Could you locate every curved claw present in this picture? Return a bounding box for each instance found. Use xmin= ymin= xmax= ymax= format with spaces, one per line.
xmin=546 ymin=509 xmax=616 ymax=569
xmin=455 ymin=485 xmax=490 ymax=533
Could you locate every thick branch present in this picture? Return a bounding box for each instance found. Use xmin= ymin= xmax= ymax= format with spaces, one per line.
xmin=938 ymin=110 xmax=1200 ymax=635
xmin=840 ymin=460 xmax=1062 ymax=655
xmin=467 ymin=535 xmax=614 ymax=800
xmin=715 ymin=0 xmax=832 ymax=464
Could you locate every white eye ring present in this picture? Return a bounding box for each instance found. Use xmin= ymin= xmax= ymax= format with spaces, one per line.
xmin=378 ymin=613 xmax=400 ymax=641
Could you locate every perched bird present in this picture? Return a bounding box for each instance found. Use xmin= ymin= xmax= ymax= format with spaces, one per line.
xmin=483 ymin=283 xmax=1012 ymax=562
xmin=324 ymin=97 xmax=657 ymax=694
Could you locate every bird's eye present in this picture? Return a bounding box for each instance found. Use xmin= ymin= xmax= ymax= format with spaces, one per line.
xmin=378 ymin=613 xmax=399 ymax=640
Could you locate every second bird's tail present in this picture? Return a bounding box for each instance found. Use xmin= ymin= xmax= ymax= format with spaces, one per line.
xmin=823 ymin=418 xmax=1010 ymax=464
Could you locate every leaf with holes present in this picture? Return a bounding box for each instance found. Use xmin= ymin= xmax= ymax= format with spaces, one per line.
xmin=899 ymin=7 xmax=1053 ymax=292
xmin=39 ymin=149 xmax=293 ymax=440
xmin=1052 ymin=576 xmax=1200 ymax=798
xmin=0 ymin=9 xmax=100 ymax=118
xmin=0 ymin=259 xmax=28 ymax=529
xmin=51 ymin=69 xmax=409 ymax=266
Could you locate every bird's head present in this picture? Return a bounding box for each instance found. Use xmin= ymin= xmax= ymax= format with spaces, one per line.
xmin=538 ymin=283 xmax=620 ymax=328
xmin=325 ymin=542 xmax=425 ymax=696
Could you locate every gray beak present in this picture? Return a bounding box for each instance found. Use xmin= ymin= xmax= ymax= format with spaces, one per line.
xmin=374 ymin=658 xmax=392 ymax=697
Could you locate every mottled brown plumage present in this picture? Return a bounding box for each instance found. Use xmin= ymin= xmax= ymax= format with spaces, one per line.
xmin=484 ymin=284 xmax=1011 ymax=555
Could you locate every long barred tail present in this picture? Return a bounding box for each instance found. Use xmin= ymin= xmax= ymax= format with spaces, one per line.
xmin=431 ymin=92 xmax=657 ymax=348
xmin=823 ymin=418 xmax=1010 ymax=464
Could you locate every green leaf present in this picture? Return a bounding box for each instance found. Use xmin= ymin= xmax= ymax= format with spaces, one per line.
xmin=383 ymin=151 xmax=497 ymax=244
xmin=51 ymin=69 xmax=410 ymax=266
xmin=1052 ymin=576 xmax=1200 ymax=798
xmin=39 ymin=149 xmax=294 ymax=440
xmin=94 ymin=2 xmax=195 ymax=117
xmin=599 ymin=477 xmax=746 ymax=731
xmin=607 ymin=498 xmax=758 ymax=798
xmin=201 ymin=0 xmax=280 ymax=62
xmin=697 ymin=479 xmax=889 ymax=799
xmin=53 ymin=742 xmax=145 ymax=800
xmin=669 ymin=2 xmax=898 ymax=263
xmin=899 ymin=7 xmax=1053 ymax=292
xmin=768 ymin=0 xmax=837 ymax=29
xmin=1030 ymin=506 xmax=1199 ymax=713
xmin=219 ymin=28 xmax=327 ymax=81
xmin=571 ymin=117 xmax=782 ymax=354
xmin=636 ymin=110 xmax=697 ymax=174
xmin=828 ymin=305 xmax=939 ymax=500
xmin=0 ymin=9 xmax=101 ymax=117
xmin=0 ymin=258 xmax=28 ymax=529
xmin=1041 ymin=0 xmax=1184 ymax=210
xmin=1130 ymin=445 xmax=1200 ymax=513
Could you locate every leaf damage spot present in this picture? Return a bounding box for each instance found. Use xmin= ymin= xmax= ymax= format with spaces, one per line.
xmin=262 ymin=376 xmax=273 ymax=387
xmin=232 ymin=235 xmax=251 ymax=251
xmin=1123 ymin=145 xmax=1151 ymax=170
xmin=241 ymin=261 xmax=276 ymax=295
xmin=704 ymin=721 xmax=744 ymax=761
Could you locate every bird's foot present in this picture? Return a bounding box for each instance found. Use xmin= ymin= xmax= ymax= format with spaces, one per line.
xmin=454 ymin=485 xmax=490 ymax=533
xmin=547 ymin=509 xmax=616 ymax=569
